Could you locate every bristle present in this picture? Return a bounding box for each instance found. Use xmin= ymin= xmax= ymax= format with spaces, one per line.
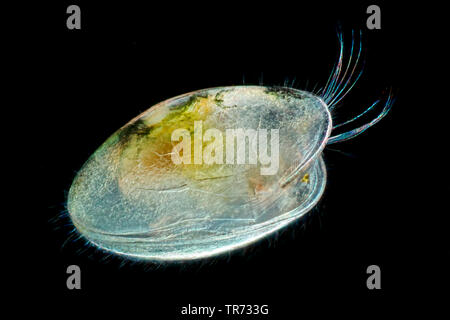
xmin=327 ymin=93 xmax=394 ymax=144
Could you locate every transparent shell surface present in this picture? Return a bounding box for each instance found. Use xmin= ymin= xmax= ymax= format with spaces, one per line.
xmin=68 ymin=86 xmax=332 ymax=260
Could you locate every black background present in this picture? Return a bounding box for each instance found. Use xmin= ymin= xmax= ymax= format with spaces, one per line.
xmin=16 ymin=0 xmax=448 ymax=317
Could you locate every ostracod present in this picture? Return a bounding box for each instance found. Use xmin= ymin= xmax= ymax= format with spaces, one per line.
xmin=67 ymin=33 xmax=393 ymax=261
